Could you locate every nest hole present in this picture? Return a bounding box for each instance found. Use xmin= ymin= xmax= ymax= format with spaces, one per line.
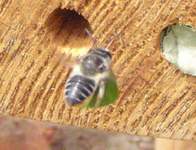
xmin=45 ymin=8 xmax=92 ymax=57
xmin=160 ymin=24 xmax=196 ymax=76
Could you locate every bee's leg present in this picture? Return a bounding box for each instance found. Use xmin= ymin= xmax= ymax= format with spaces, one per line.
xmin=95 ymin=80 xmax=106 ymax=107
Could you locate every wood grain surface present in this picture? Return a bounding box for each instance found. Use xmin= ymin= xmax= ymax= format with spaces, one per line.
xmin=0 ymin=0 xmax=195 ymax=140
xmin=155 ymin=138 xmax=196 ymax=150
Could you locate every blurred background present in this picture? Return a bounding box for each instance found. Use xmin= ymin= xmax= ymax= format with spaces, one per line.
xmin=0 ymin=116 xmax=195 ymax=150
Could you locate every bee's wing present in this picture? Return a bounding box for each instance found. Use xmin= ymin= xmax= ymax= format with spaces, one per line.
xmin=96 ymin=71 xmax=119 ymax=107
xmin=54 ymin=50 xmax=81 ymax=69
xmin=83 ymin=71 xmax=119 ymax=108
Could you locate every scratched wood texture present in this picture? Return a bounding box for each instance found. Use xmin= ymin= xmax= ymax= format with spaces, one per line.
xmin=0 ymin=0 xmax=195 ymax=140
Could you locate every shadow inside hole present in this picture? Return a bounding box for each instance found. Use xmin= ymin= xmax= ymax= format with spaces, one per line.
xmin=45 ymin=8 xmax=92 ymax=57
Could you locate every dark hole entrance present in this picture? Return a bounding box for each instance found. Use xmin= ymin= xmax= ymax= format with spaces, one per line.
xmin=45 ymin=8 xmax=92 ymax=57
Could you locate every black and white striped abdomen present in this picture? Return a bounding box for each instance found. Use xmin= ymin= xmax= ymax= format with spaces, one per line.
xmin=65 ymin=75 xmax=96 ymax=105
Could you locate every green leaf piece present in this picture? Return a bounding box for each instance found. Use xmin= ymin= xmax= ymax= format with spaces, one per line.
xmin=82 ymin=72 xmax=119 ymax=109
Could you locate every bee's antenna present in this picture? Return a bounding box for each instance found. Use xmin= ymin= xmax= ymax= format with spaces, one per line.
xmin=84 ymin=28 xmax=122 ymax=50
xmin=105 ymin=30 xmax=122 ymax=49
xmin=84 ymin=28 xmax=98 ymax=48
xmin=105 ymin=37 xmax=115 ymax=49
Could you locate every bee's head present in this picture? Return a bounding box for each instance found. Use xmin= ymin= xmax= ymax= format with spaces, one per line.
xmin=81 ymin=48 xmax=112 ymax=75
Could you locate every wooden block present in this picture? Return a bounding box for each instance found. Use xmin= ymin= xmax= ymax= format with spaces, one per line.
xmin=0 ymin=0 xmax=195 ymax=140
xmin=155 ymin=138 xmax=196 ymax=150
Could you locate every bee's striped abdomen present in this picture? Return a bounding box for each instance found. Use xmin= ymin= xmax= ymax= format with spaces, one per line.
xmin=65 ymin=75 xmax=95 ymax=105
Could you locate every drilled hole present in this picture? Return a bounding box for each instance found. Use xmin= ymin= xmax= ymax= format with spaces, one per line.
xmin=45 ymin=8 xmax=92 ymax=57
xmin=160 ymin=24 xmax=196 ymax=76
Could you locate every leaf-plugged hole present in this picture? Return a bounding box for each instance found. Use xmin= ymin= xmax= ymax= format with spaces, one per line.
xmin=160 ymin=24 xmax=196 ymax=76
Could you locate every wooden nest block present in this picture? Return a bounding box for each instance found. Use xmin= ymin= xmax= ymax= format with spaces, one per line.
xmin=0 ymin=0 xmax=195 ymax=140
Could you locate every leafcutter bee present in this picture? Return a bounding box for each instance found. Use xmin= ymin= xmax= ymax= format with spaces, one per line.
xmin=64 ymin=29 xmax=119 ymax=108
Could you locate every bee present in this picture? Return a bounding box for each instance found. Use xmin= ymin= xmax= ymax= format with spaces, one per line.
xmin=64 ymin=29 xmax=119 ymax=108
